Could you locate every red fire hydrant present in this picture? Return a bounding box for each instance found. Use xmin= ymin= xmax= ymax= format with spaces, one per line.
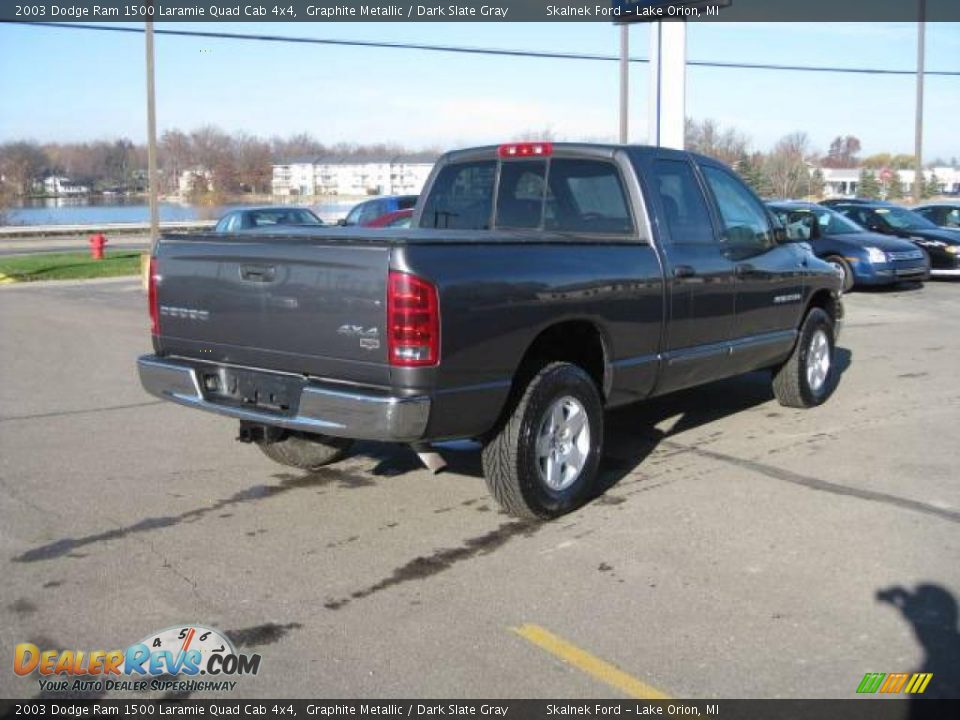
xmin=88 ymin=233 xmax=107 ymax=260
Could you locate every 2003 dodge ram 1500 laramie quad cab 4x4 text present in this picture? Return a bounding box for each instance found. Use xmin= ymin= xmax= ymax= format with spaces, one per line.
xmin=139 ymin=143 xmax=844 ymax=519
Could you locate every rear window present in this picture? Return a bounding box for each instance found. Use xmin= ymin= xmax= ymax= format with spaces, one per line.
xmin=420 ymin=161 xmax=496 ymax=230
xmin=496 ymin=160 xmax=546 ymax=229
xmin=545 ymin=159 xmax=633 ymax=235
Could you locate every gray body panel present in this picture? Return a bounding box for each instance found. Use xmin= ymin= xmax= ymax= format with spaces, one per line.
xmin=146 ymin=144 xmax=842 ymax=443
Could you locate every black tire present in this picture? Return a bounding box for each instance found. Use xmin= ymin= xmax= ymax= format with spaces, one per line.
xmin=772 ymin=307 xmax=837 ymax=409
xmin=824 ymin=255 xmax=854 ymax=292
xmin=257 ymin=431 xmax=353 ymax=470
xmin=481 ymin=362 xmax=604 ymax=520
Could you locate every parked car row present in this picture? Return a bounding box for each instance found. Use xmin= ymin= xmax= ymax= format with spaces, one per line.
xmin=211 ymin=193 xmax=958 ymax=296
xmin=212 ymin=195 xmax=417 ymax=235
xmin=767 ymin=198 xmax=960 ymax=291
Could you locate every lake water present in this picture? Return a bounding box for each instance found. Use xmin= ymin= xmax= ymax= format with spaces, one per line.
xmin=4 ymin=197 xmax=359 ymax=226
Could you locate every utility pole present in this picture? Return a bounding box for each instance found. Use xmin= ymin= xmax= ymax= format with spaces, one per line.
xmin=145 ymin=18 xmax=160 ymax=252
xmin=913 ymin=0 xmax=926 ymax=203
xmin=619 ymin=23 xmax=629 ymax=144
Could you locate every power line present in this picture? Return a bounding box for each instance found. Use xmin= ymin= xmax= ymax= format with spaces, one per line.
xmin=8 ymin=21 xmax=960 ymax=77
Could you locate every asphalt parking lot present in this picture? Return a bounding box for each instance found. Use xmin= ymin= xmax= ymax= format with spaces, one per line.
xmin=1 ymin=278 xmax=958 ymax=700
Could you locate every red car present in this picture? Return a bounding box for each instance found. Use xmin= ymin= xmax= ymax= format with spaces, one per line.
xmin=362 ymin=208 xmax=413 ymax=228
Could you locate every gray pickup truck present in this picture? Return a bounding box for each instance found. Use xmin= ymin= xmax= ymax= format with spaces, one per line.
xmin=139 ymin=143 xmax=843 ymax=519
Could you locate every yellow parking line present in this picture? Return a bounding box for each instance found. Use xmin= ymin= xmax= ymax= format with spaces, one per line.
xmin=511 ymin=624 xmax=671 ymax=700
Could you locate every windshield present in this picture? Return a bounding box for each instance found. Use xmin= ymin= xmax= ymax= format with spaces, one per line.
xmin=872 ymin=206 xmax=938 ymax=230
xmin=248 ymin=209 xmax=321 ymax=227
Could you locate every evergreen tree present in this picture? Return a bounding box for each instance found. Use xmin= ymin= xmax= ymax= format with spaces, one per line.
xmin=857 ymin=169 xmax=881 ymax=199
xmin=923 ymin=172 xmax=940 ymax=199
xmin=886 ymin=172 xmax=905 ymax=200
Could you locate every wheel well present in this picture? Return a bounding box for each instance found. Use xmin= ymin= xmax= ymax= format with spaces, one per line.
xmin=807 ymin=289 xmax=838 ymax=323
xmin=512 ymin=321 xmax=607 ymax=397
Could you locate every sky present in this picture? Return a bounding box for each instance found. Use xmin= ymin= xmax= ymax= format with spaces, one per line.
xmin=0 ymin=20 xmax=958 ymax=160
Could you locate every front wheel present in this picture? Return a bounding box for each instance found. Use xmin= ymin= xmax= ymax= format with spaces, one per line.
xmin=257 ymin=431 xmax=353 ymax=470
xmin=825 ymin=255 xmax=854 ymax=292
xmin=772 ymin=307 xmax=837 ymax=408
xmin=481 ymin=362 xmax=604 ymax=520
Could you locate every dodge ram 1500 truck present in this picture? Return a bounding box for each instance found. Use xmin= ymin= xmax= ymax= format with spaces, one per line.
xmin=138 ymin=143 xmax=844 ymax=519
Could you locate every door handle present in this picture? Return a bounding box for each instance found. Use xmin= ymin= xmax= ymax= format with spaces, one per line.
xmin=735 ymin=263 xmax=756 ymax=277
xmin=240 ymin=264 xmax=276 ymax=282
xmin=673 ymin=265 xmax=696 ymax=279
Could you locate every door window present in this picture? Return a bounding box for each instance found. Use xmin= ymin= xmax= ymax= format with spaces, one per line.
xmin=344 ymin=204 xmax=364 ymax=226
xmin=358 ymin=201 xmax=384 ymax=225
xmin=701 ymin=165 xmax=774 ymax=254
xmin=651 ymin=159 xmax=715 ymax=245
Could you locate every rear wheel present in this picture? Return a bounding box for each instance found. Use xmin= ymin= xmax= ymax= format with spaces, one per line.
xmin=825 ymin=255 xmax=854 ymax=292
xmin=772 ymin=307 xmax=837 ymax=408
xmin=481 ymin=362 xmax=603 ymax=520
xmin=257 ymin=431 xmax=353 ymax=470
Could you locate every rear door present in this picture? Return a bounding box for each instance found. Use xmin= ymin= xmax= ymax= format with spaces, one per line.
xmin=697 ymin=161 xmax=806 ymax=370
xmin=637 ymin=150 xmax=737 ymax=394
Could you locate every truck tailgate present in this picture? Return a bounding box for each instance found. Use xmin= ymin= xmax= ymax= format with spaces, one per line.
xmin=154 ymin=234 xmax=391 ymax=385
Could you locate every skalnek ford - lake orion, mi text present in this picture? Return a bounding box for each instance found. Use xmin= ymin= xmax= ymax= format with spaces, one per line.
xmin=547 ymin=3 xmax=722 ymax=17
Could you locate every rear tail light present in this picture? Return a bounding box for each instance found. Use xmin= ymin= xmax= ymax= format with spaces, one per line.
xmin=148 ymin=257 xmax=159 ymax=335
xmin=498 ymin=142 xmax=553 ymax=158
xmin=387 ymin=270 xmax=439 ymax=367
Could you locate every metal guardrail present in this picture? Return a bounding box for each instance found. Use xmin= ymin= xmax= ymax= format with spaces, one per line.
xmin=0 ymin=221 xmax=216 ymax=238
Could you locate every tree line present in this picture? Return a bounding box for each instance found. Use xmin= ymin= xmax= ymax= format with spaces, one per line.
xmin=0 ymin=128 xmax=441 ymax=199
xmin=1 ymin=122 xmax=955 ymax=205
xmin=684 ymin=118 xmax=955 ymax=200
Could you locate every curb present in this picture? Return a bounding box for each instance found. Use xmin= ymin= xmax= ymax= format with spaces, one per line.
xmin=0 ymin=275 xmax=141 ymax=289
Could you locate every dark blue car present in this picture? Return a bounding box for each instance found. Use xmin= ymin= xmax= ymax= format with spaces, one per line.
xmin=768 ymin=201 xmax=929 ymax=291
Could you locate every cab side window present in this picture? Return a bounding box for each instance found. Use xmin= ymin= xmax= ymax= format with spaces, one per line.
xmin=545 ymin=160 xmax=633 ymax=235
xmin=701 ymin=165 xmax=774 ymax=254
xmin=650 ymin=159 xmax=715 ymax=245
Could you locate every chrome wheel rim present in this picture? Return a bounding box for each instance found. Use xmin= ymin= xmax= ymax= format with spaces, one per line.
xmin=806 ymin=329 xmax=831 ymax=394
xmin=536 ymin=396 xmax=590 ymax=492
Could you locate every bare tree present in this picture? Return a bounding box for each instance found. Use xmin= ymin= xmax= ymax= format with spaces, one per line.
xmin=159 ymin=129 xmax=192 ymax=194
xmin=235 ymin=133 xmax=272 ymax=194
xmin=0 ymin=142 xmax=47 ymax=195
xmin=764 ymin=132 xmax=812 ymax=199
xmin=685 ymin=118 xmax=750 ymax=166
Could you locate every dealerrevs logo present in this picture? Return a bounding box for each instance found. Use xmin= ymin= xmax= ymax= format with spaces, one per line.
xmin=14 ymin=625 xmax=260 ymax=694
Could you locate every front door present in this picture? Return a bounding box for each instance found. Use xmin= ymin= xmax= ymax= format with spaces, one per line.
xmin=698 ymin=162 xmax=806 ymax=372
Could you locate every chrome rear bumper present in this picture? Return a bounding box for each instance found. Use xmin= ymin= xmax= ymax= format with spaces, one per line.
xmin=137 ymin=355 xmax=430 ymax=442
